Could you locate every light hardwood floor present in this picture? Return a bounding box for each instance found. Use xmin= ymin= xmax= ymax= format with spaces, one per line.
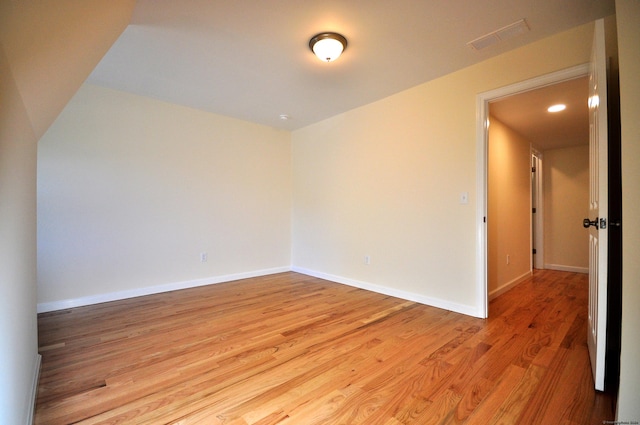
xmin=36 ymin=270 xmax=615 ymax=424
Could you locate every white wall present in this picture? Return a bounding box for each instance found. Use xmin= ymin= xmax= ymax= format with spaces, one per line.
xmin=0 ymin=1 xmax=134 ymax=423
xmin=543 ymin=145 xmax=589 ymax=272
xmin=615 ymin=0 xmax=640 ymax=420
xmin=38 ymin=84 xmax=292 ymax=307
xmin=292 ymin=23 xmax=594 ymax=317
xmin=488 ymin=116 xmax=532 ymax=297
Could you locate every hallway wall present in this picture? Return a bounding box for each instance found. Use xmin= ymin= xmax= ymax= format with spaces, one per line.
xmin=487 ymin=116 xmax=533 ymax=297
xmin=543 ymin=145 xmax=589 ymax=272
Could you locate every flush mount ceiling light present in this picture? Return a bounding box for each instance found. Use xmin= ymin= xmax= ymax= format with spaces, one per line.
xmin=309 ymin=32 xmax=347 ymax=62
xmin=547 ymin=104 xmax=567 ymax=113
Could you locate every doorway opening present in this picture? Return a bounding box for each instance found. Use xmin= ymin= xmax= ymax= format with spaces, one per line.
xmin=531 ymin=150 xmax=543 ymax=270
xmin=475 ymin=64 xmax=590 ymax=319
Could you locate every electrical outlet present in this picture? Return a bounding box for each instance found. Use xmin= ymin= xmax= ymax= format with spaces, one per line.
xmin=200 ymin=252 xmax=208 ymax=263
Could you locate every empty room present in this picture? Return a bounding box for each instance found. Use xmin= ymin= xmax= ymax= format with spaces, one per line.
xmin=2 ymin=1 xmax=640 ymax=424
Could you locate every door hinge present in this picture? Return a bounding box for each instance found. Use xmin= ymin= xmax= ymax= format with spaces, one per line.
xmin=533 ymin=248 xmax=537 ymax=254
xmin=532 ymin=207 xmax=536 ymax=213
xmin=532 ymin=166 xmax=536 ymax=172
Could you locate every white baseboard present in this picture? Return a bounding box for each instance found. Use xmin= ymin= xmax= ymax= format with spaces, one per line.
xmin=26 ymin=354 xmax=41 ymax=425
xmin=544 ymin=264 xmax=589 ymax=274
xmin=37 ymin=265 xmax=481 ymax=318
xmin=37 ymin=266 xmax=291 ymax=313
xmin=489 ymin=271 xmax=532 ymax=301
xmin=292 ymin=266 xmax=479 ymax=317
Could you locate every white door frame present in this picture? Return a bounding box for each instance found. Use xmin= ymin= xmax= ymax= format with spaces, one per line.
xmin=475 ymin=63 xmax=590 ymax=318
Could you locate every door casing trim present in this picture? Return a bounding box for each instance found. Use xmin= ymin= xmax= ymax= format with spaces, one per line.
xmin=475 ymin=63 xmax=590 ymax=318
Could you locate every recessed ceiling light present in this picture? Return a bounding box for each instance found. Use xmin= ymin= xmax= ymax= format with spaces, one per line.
xmin=547 ymin=104 xmax=566 ymax=113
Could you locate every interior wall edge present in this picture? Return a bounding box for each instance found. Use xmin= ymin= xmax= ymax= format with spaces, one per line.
xmin=543 ymin=264 xmax=589 ymax=274
xmin=489 ymin=270 xmax=532 ymax=301
xmin=292 ymin=266 xmax=481 ymax=318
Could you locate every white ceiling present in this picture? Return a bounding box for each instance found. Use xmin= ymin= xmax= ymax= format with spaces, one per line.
xmin=87 ymin=0 xmax=614 ymax=131
xmin=490 ymin=76 xmax=590 ymax=150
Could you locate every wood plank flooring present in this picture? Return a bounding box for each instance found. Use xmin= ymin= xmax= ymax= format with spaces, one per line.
xmin=36 ymin=270 xmax=615 ymax=424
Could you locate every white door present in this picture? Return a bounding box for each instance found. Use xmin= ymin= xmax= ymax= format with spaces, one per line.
xmin=586 ymin=18 xmax=609 ymax=392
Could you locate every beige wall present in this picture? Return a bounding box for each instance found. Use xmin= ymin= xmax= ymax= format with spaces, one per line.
xmin=292 ymin=23 xmax=594 ymax=316
xmin=543 ymin=145 xmax=589 ymax=272
xmin=0 ymin=40 xmax=39 ymax=425
xmin=1 ymin=0 xmax=134 ymax=140
xmin=0 ymin=1 xmax=134 ymax=423
xmin=615 ymin=0 xmax=640 ymax=420
xmin=37 ymin=84 xmax=292 ymax=306
xmin=487 ymin=116 xmax=532 ymax=296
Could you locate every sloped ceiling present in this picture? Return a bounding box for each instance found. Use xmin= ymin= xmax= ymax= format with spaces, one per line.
xmin=87 ymin=0 xmax=614 ymax=132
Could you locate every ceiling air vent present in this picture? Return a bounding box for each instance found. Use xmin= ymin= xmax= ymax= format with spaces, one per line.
xmin=467 ymin=19 xmax=530 ymax=51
